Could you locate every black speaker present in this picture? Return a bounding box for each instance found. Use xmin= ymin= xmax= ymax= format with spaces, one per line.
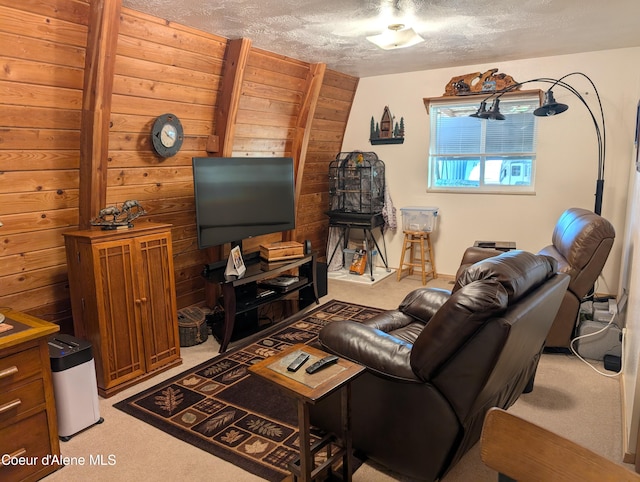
xmin=316 ymin=261 xmax=328 ymax=298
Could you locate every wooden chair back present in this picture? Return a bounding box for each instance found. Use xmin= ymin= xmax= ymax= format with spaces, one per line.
xmin=481 ymin=408 xmax=640 ymax=482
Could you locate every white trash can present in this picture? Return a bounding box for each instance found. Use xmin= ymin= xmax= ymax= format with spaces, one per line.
xmin=48 ymin=334 xmax=103 ymax=441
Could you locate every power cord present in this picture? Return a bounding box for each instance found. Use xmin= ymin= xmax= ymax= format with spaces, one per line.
xmin=570 ymin=312 xmax=623 ymax=378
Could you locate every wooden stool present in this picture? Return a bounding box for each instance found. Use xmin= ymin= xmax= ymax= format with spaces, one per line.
xmin=397 ymin=230 xmax=436 ymax=285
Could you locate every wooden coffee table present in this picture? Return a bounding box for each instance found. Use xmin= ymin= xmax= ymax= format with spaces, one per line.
xmin=249 ymin=343 xmax=365 ymax=481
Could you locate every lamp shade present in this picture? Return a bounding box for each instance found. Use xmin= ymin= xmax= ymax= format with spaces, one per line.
xmin=366 ymin=24 xmax=424 ymax=50
xmin=470 ymin=101 xmax=488 ymax=118
xmin=481 ymin=99 xmax=506 ymax=120
xmin=533 ymin=90 xmax=569 ymax=117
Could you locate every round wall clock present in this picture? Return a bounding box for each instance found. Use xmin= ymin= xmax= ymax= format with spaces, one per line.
xmin=151 ymin=113 xmax=184 ymax=158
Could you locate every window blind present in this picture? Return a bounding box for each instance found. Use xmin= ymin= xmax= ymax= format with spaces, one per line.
xmin=431 ymin=97 xmax=538 ymax=156
xmin=428 ymin=94 xmax=539 ymax=192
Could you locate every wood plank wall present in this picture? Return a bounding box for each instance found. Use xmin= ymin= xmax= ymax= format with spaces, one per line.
xmin=0 ymin=1 xmax=357 ymax=333
xmin=0 ymin=0 xmax=89 ymax=332
xmin=109 ymin=8 xmax=226 ymax=309
xmin=231 ymin=48 xmax=314 ymax=254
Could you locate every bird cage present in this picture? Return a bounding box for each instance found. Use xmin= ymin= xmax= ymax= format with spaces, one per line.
xmin=328 ymin=151 xmax=385 ymax=215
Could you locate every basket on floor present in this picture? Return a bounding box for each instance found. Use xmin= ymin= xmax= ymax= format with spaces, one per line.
xmin=177 ymin=306 xmax=208 ymax=346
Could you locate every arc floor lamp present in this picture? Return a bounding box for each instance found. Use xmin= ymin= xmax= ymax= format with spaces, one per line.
xmin=470 ymin=72 xmax=606 ymax=215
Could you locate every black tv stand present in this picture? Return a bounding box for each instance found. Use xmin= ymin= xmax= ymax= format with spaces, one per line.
xmin=203 ymin=259 xmax=227 ymax=273
xmin=202 ymin=254 xmax=319 ymax=353
xmin=202 ymin=241 xmax=261 ymax=275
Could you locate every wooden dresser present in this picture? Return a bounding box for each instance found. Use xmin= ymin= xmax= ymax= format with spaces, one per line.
xmin=0 ymin=310 xmax=61 ymax=482
xmin=64 ymin=222 xmax=182 ymax=398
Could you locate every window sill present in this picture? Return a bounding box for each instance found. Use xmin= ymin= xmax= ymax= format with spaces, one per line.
xmin=427 ymin=187 xmax=536 ymax=195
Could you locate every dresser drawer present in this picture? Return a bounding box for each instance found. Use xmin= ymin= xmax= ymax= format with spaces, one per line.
xmin=0 ymin=379 xmax=45 ymax=428
xmin=0 ymin=346 xmax=44 ymax=391
xmin=0 ymin=410 xmax=56 ymax=481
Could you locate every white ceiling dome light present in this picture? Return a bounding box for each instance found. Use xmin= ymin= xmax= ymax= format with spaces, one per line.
xmin=366 ymin=23 xmax=424 ymax=50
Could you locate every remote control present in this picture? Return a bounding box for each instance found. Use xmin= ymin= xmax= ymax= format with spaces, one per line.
xmin=287 ymin=352 xmax=310 ymax=372
xmin=305 ymin=355 xmax=339 ymax=374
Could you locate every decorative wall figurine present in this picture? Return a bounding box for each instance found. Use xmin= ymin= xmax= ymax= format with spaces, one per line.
xmin=370 ymin=106 xmax=405 ymax=145
xmin=91 ymin=200 xmax=147 ymax=229
xmin=444 ymin=68 xmax=519 ymax=96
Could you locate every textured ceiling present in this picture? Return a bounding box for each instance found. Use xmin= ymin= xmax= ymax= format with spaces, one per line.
xmin=122 ymin=0 xmax=640 ymax=77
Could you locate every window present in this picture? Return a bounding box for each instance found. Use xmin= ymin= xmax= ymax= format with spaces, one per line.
xmin=428 ymin=93 xmax=539 ymax=193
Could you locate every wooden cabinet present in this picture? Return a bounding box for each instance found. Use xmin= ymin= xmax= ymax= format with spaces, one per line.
xmin=0 ymin=310 xmax=61 ymax=482
xmin=64 ymin=223 xmax=181 ymax=398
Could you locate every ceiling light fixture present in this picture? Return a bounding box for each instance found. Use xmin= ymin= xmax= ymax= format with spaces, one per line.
xmin=366 ymin=23 xmax=424 ymax=50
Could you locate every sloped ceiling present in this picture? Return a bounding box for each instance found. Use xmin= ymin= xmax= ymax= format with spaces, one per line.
xmin=123 ymin=0 xmax=640 ymax=77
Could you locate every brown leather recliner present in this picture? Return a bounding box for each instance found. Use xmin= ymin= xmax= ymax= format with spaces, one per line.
xmin=311 ymin=251 xmax=570 ymax=481
xmin=455 ymin=208 xmax=615 ymax=348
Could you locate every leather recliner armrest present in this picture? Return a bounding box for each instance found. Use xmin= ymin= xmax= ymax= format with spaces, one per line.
xmin=319 ymin=321 xmax=419 ymax=382
xmin=361 ymin=310 xmax=419 ymax=332
xmin=399 ymin=287 xmax=451 ymax=323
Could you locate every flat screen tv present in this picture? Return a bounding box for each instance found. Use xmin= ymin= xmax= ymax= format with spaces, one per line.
xmin=192 ymin=157 xmax=296 ymax=252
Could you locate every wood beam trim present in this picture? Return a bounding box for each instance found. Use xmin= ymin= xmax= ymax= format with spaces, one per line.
xmin=79 ymin=0 xmax=121 ymax=228
xmin=289 ymin=63 xmax=326 ymax=241
xmin=216 ymin=38 xmax=252 ymax=157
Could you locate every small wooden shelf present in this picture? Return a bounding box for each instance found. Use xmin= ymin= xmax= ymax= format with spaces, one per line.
xmin=423 ymin=89 xmax=543 ymax=113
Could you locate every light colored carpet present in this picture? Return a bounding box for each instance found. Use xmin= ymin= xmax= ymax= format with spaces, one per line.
xmin=42 ymin=272 xmax=629 ymax=481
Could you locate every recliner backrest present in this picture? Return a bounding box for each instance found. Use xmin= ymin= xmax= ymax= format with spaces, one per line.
xmin=549 ymin=208 xmax=615 ymax=268
xmin=410 ymin=251 xmax=558 ymax=382
xmin=538 ymin=207 xmax=615 ymax=298
xmin=454 ymin=250 xmax=557 ymax=301
xmin=409 ymin=279 xmax=508 ymax=381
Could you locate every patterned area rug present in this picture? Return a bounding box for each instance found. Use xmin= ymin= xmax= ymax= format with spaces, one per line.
xmin=114 ymin=299 xmax=383 ymax=481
